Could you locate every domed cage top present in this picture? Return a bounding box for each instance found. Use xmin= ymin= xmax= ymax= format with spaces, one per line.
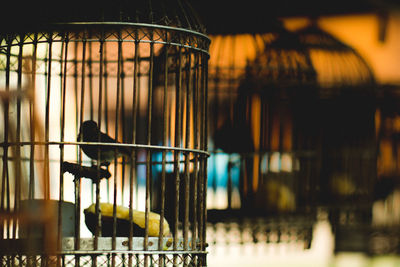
xmin=0 ymin=1 xmax=210 ymax=266
xmin=295 ymin=24 xmax=375 ymax=93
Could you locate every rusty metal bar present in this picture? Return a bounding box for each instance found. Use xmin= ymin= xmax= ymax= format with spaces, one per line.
xmin=173 ymin=44 xmax=184 ymax=262
xmin=103 ymin=41 xmax=110 ymax=204
xmin=28 ymin=33 xmax=38 ymax=202
xmin=94 ymin=35 xmax=105 ymax=259
xmin=76 ymin=37 xmax=87 ymax=263
xmin=183 ymin=49 xmax=192 ymax=255
xmin=2 ymin=37 xmax=12 ymax=242
xmin=111 ymin=33 xmax=123 ymax=267
xmin=158 ymin=36 xmax=170 ymax=263
xmin=12 ymin=34 xmax=24 ymax=243
xmin=44 ymin=32 xmax=53 ymax=201
xmin=143 ymin=30 xmax=155 ymax=267
xmin=88 ymin=41 xmax=94 ymax=122
xmin=120 ymin=46 xmax=127 ymax=209
xmin=129 ymin=36 xmax=140 ymax=242
xmin=58 ymin=33 xmax=69 ymax=264
xmin=74 ymin=38 xmax=79 ymax=159
xmin=191 ymin=51 xmax=200 ymax=255
xmin=128 ymin=34 xmax=140 ymax=267
xmin=200 ymin=53 xmax=209 ymax=251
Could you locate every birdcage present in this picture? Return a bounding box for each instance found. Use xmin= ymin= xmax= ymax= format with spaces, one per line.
xmin=292 ymin=24 xmax=378 ymax=254
xmin=207 ymin=21 xmax=285 ymax=210
xmin=0 ymin=0 xmax=210 ymax=266
xmin=206 ymin=22 xmax=319 ymax=250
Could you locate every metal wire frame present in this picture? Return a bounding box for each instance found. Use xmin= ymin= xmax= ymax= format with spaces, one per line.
xmin=0 ymin=22 xmax=210 ymax=267
xmin=206 ymin=213 xmax=314 ymax=249
xmin=1 ymin=252 xmax=207 ymax=267
xmin=1 ymin=0 xmax=206 ymax=35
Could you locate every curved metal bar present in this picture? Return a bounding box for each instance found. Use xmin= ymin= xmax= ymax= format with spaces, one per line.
xmin=0 ymin=22 xmax=211 ymax=55
xmin=0 ymin=141 xmax=210 ymax=157
xmin=54 ymin=22 xmax=211 ymax=43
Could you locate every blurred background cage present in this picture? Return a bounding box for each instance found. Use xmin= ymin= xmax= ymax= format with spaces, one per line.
xmin=0 ymin=0 xmax=210 ymax=266
xmin=205 ymin=17 xmax=379 ymax=253
xmin=206 ymin=20 xmax=318 ymax=249
xmin=291 ymin=22 xmax=377 ymax=254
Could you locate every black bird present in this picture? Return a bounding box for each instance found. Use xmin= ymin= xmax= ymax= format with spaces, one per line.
xmin=78 ymin=120 xmax=131 ymax=166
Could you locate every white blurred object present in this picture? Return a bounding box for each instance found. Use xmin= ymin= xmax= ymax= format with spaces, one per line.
xmin=207 ymin=214 xmax=334 ymax=267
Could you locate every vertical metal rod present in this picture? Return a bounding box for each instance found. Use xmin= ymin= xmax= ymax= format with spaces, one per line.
xmin=204 ymin=53 xmax=209 ymax=253
xmin=74 ymin=37 xmax=87 ymax=267
xmin=94 ymin=37 xmax=105 ymax=256
xmin=197 ymin=53 xmax=205 ymax=251
xmin=12 ymin=34 xmax=24 ymax=242
xmin=120 ymin=53 xmax=127 ymax=208
xmin=200 ymin=53 xmax=209 ymax=252
xmin=41 ymin=34 xmax=54 ymax=260
xmin=26 ymin=38 xmax=38 ymax=261
xmin=128 ymin=37 xmax=140 ymax=267
xmin=134 ymin=39 xmax=140 ymax=212
xmin=58 ymin=34 xmax=69 ymax=261
xmin=29 ymin=34 xmax=38 ymax=200
xmin=44 ymin=33 xmax=53 ymax=201
xmin=88 ymin=39 xmax=95 ymax=206
xmin=173 ymin=44 xmax=184 ymax=256
xmin=191 ymin=52 xmax=200 ymax=255
xmin=2 ymin=38 xmax=12 ymax=241
xmin=158 ymin=39 xmax=169 ymax=264
xmin=111 ymin=37 xmax=123 ymax=267
xmin=136 ymin=57 xmax=142 ymax=213
xmin=103 ymin=43 xmax=110 ymax=204
xmin=144 ymin=33 xmax=155 ymax=267
xmin=130 ymin=39 xmax=139 ymax=215
xmin=87 ymin=39 xmax=95 ymax=203
xmin=88 ymin=42 xmax=94 ymax=121
xmin=183 ymin=49 xmax=192 ymax=256
xmin=74 ymin=40 xmax=79 ymax=158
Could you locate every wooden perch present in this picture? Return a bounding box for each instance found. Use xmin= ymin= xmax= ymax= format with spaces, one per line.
xmin=62 ymin=161 xmax=111 ymax=182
